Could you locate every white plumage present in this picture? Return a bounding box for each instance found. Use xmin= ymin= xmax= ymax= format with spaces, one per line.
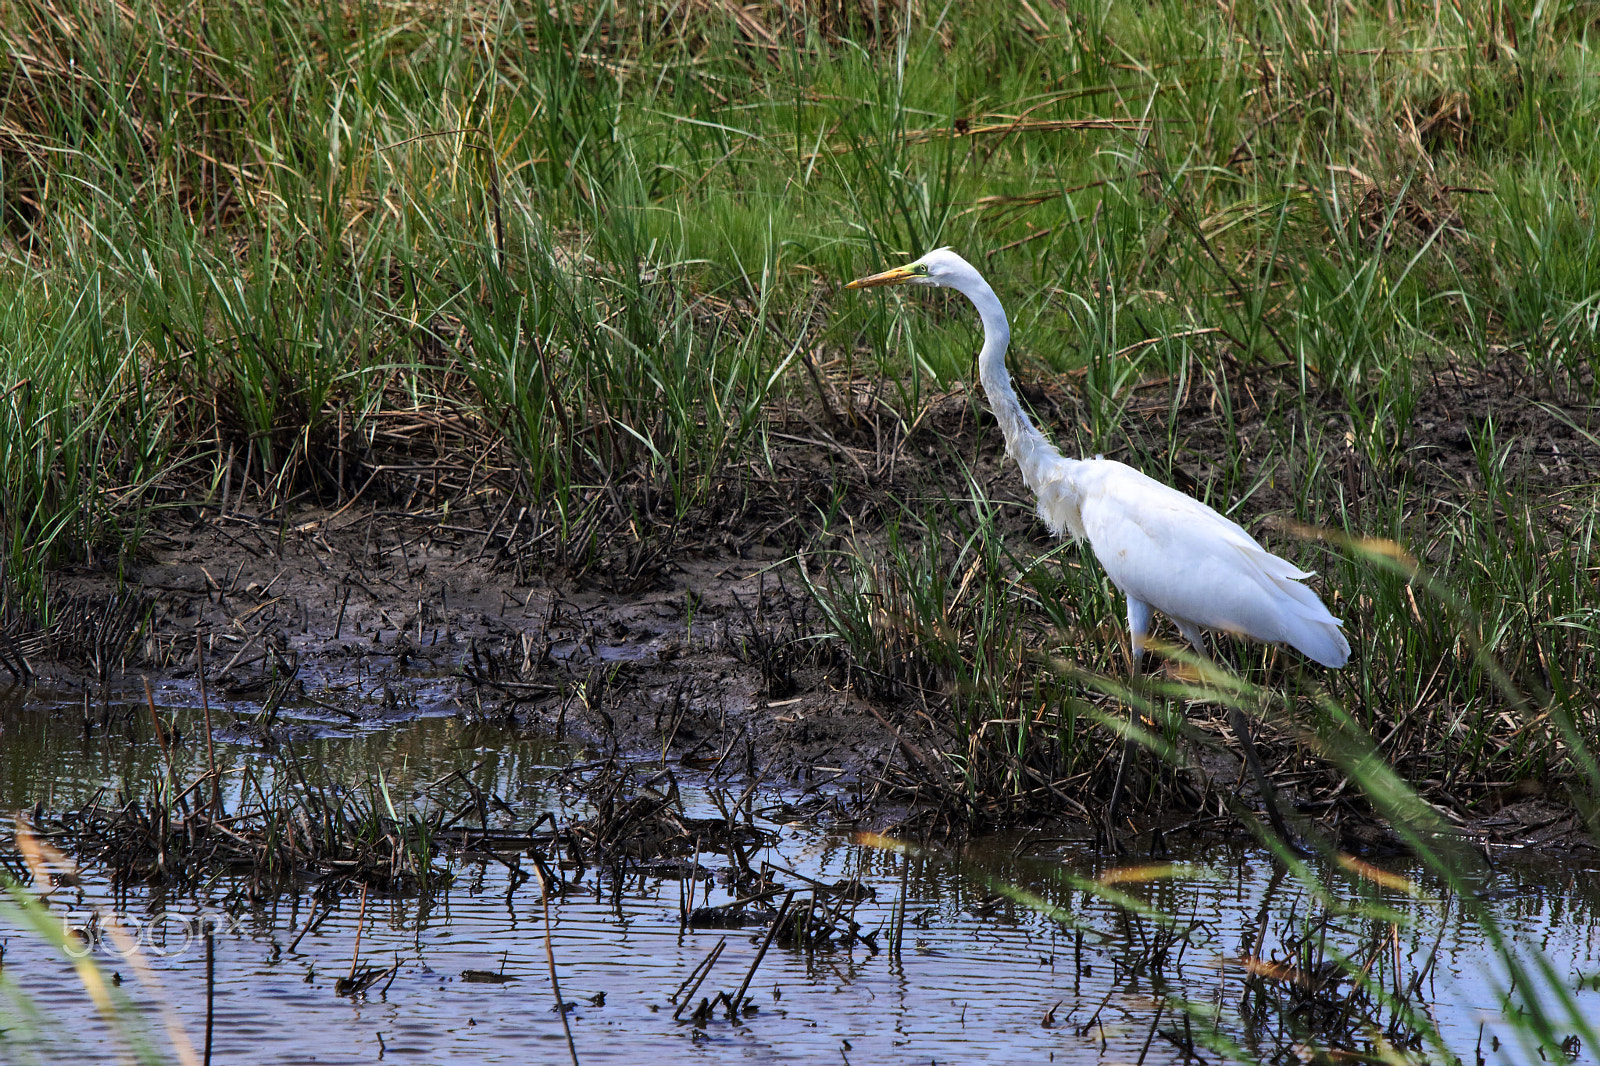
xmin=847 ymin=248 xmax=1349 ymax=670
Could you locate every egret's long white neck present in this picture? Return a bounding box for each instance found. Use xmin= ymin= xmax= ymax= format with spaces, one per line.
xmin=948 ymin=272 xmax=1077 ymax=508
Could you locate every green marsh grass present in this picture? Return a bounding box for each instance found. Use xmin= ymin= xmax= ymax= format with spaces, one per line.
xmin=2 ymin=7 xmax=1599 ymax=1045
xmin=0 ymin=278 xmax=171 ymax=608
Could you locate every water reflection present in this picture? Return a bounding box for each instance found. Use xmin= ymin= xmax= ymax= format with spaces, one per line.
xmin=0 ymin=683 xmax=575 ymax=818
xmin=2 ymin=690 xmax=1598 ymax=1064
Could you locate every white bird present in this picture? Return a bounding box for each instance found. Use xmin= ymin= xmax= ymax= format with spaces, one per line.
xmin=846 ymin=247 xmax=1350 ymax=672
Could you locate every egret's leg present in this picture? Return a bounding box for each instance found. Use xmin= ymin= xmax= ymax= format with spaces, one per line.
xmin=1175 ymin=620 xmax=1207 ymax=658
xmin=1180 ymin=639 xmax=1303 ymax=854
xmin=1126 ymin=599 xmax=1154 ymax=667
xmin=1225 ymin=702 xmax=1301 ymax=852
xmin=1105 ymin=599 xmax=1155 ymax=846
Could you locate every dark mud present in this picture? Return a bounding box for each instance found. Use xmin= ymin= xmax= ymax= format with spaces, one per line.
xmin=17 ymin=351 xmax=1600 ymax=852
xmin=36 ymin=512 xmax=889 ymax=783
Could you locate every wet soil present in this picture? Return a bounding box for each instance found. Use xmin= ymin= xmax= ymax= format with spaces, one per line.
xmin=34 ymin=478 xmax=913 ymax=789
xmin=18 ymin=349 xmax=1600 ymax=852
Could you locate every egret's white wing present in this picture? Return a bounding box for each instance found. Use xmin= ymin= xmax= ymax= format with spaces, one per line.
xmin=1075 ymin=460 xmax=1349 ymax=667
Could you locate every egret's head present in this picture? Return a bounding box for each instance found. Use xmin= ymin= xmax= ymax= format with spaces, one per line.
xmin=845 ymin=247 xmax=976 ymax=291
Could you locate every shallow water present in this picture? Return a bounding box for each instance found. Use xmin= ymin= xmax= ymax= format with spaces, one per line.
xmin=2 ymin=686 xmax=1598 ymax=1064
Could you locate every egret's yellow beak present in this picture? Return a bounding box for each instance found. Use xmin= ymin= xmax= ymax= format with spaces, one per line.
xmin=845 ymin=264 xmax=919 ymax=289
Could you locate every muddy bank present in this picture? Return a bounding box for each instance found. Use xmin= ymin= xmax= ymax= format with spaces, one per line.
xmin=16 ymin=351 xmax=1600 ymax=854
xmin=30 ymin=484 xmax=912 ymax=792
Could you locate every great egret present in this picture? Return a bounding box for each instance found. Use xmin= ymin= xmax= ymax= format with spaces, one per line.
xmin=846 ymin=248 xmax=1348 ymax=669
xmin=847 ymin=248 xmax=1349 ymax=837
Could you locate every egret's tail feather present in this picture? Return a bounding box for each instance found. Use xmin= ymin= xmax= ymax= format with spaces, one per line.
xmin=1281 ymin=616 xmax=1351 ymax=669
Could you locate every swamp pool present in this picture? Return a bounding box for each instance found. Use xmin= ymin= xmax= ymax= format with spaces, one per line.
xmin=2 ymin=686 xmax=1598 ymax=1065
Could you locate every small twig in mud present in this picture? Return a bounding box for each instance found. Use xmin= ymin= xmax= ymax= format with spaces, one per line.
xmin=334 ymin=584 xmax=350 ymax=640
xmin=475 ymin=493 xmax=519 ymax=562
xmin=536 ymin=864 xmax=581 ymax=1065
xmin=708 ymin=728 xmax=745 ymax=778
xmin=732 ymin=890 xmax=794 ymax=1013
xmin=217 ymin=621 xmax=272 ymax=675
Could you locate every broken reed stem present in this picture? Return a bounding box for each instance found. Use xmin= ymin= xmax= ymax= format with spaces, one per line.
xmin=143 ymin=675 xmax=178 ymax=877
xmin=289 ymin=893 xmax=330 ymax=954
xmin=680 ymin=840 xmax=702 ymax=929
xmin=732 ymin=890 xmax=794 ymax=1012
xmin=197 ymin=635 xmax=220 ymax=814
xmin=669 ymin=934 xmax=721 ymax=1002
xmin=890 ymin=854 xmax=909 ymax=962
xmin=143 ymin=676 xmax=173 ymax=783
xmin=205 ymin=925 xmax=215 ymax=1066
xmin=348 ymin=881 xmax=369 ymax=984
xmin=672 ymin=935 xmax=727 ymax=1020
xmin=538 ymin=866 xmax=581 ymax=1066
